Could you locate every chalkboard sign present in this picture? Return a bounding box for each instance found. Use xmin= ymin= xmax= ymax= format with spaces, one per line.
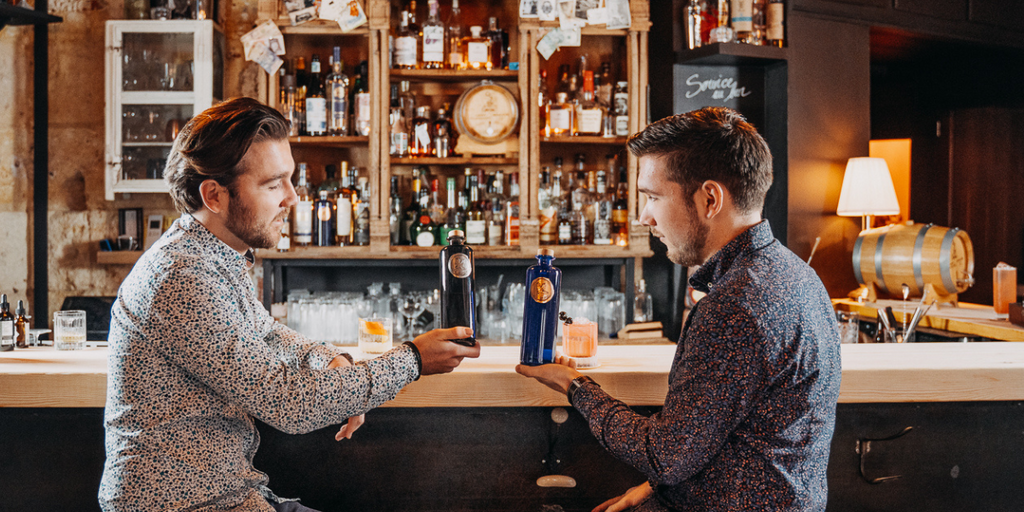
xmin=671 ymin=64 xmax=767 ymax=130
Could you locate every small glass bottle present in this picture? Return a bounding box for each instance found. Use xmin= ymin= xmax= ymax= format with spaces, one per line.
xmin=439 ymin=229 xmax=477 ymax=346
xmin=486 ymin=17 xmax=504 ymax=70
xmin=462 ymin=26 xmax=492 ymax=71
xmin=709 ymin=0 xmax=734 ymax=43
xmin=686 ymin=0 xmax=704 ymax=50
xmin=634 ymin=279 xmax=654 ymax=323
xmin=538 ymin=69 xmax=551 ymax=137
xmin=0 ymin=294 xmax=15 ymax=352
xmin=548 ymin=92 xmax=574 ymax=137
xmin=411 ymin=106 xmax=434 ymax=157
xmin=520 ymin=249 xmax=562 ymax=365
xmin=281 ymin=75 xmax=300 ymax=137
xmin=353 ymin=175 xmax=371 ymax=246
xmin=14 ymin=300 xmax=29 ymax=349
xmin=432 ymin=106 xmax=454 ymax=158
xmin=421 ymin=0 xmax=445 ymax=69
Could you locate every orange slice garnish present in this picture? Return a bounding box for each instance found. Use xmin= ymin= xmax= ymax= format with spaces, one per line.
xmin=363 ymin=320 xmax=387 ymax=336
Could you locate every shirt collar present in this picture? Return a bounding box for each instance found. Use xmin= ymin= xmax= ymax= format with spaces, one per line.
xmin=689 ymin=219 xmax=776 ymax=293
xmin=178 ymin=213 xmax=254 ymax=272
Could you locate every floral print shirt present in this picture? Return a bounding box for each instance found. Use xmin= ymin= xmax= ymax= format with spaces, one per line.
xmin=572 ymin=220 xmax=842 ymax=511
xmin=99 ymin=214 xmax=420 ymax=512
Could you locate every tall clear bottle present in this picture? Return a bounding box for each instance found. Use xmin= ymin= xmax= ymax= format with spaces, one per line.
xmin=353 ymin=174 xmax=371 ymax=246
xmin=538 ymin=167 xmax=557 ymax=244
xmin=292 ymin=163 xmax=314 ymax=246
xmin=389 ymin=83 xmax=410 ymax=156
xmin=446 ymin=0 xmax=464 ymax=69
xmin=421 ymin=0 xmax=445 ymax=69
xmin=520 ymin=249 xmax=561 ymax=365
xmin=464 ymin=175 xmax=487 ymax=245
xmin=305 ymin=54 xmax=328 ymax=136
xmin=766 ymin=0 xmax=784 ymax=47
xmin=504 ymin=172 xmax=520 ymax=246
xmin=440 ymin=177 xmax=466 ymax=245
xmin=439 ymin=229 xmax=477 ymax=346
xmin=327 ymin=47 xmax=350 ymax=135
xmin=389 ymin=176 xmax=403 ymax=245
xmin=352 ymin=60 xmax=372 ymax=136
xmin=282 ymin=75 xmax=300 ymax=136
xmin=394 ymin=10 xmax=419 ymax=69
xmin=335 ymin=162 xmax=354 ymax=246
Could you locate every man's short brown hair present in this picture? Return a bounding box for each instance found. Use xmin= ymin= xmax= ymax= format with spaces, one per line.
xmin=165 ymin=97 xmax=290 ymax=213
xmin=627 ymin=107 xmax=773 ymax=214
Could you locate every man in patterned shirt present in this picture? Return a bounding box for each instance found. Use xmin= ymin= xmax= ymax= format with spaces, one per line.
xmin=99 ymin=97 xmax=480 ymax=512
xmin=518 ymin=107 xmax=841 ymax=511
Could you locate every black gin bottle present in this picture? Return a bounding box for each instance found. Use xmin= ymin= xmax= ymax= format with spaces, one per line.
xmin=439 ymin=229 xmax=477 ymax=346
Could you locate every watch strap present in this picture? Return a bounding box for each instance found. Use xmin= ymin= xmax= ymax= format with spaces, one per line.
xmin=567 ymin=375 xmax=598 ymax=405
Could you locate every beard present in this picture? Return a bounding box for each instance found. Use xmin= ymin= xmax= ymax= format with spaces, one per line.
xmin=663 ymin=208 xmax=710 ymax=268
xmin=225 ymin=194 xmax=282 ymax=250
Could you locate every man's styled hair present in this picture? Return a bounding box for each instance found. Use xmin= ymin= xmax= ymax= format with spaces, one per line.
xmin=627 ymin=107 xmax=773 ymax=213
xmin=165 ymin=97 xmax=290 ymax=213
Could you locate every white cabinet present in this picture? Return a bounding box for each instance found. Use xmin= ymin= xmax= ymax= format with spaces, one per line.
xmin=104 ymin=20 xmax=224 ymax=200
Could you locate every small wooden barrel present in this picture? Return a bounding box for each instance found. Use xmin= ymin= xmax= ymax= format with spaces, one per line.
xmin=853 ymin=223 xmax=975 ymax=297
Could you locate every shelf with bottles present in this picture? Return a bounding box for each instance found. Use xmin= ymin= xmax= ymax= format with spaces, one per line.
xmin=390 ymin=156 xmax=517 ymax=165
xmin=389 ymin=68 xmax=518 ymax=82
xmin=676 ymin=41 xmax=787 ymax=66
xmin=541 ymin=135 xmax=629 ymax=144
xmin=678 ymin=0 xmax=787 ymax=60
xmin=288 ymin=135 xmax=370 ymax=147
xmin=272 ymin=18 xmax=371 ymax=35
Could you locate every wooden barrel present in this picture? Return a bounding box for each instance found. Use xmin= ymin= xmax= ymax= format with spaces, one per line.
xmin=853 ymin=223 xmax=975 ymax=297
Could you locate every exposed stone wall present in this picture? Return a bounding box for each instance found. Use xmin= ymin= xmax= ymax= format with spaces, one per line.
xmin=0 ymin=0 xmax=263 ymax=325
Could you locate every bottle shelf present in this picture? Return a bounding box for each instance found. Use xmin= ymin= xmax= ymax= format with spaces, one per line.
xmin=390 ymin=156 xmax=518 ymax=165
xmin=258 ymin=244 xmax=652 ymax=260
xmin=541 ymin=135 xmax=629 ymax=144
xmin=275 ymin=19 xmax=370 ymax=36
xmin=289 ymin=135 xmax=369 ymax=147
xmin=0 ymin=4 xmax=62 ymax=30
xmin=676 ymin=42 xmax=788 ymax=66
xmin=389 ymin=69 xmax=519 ymax=82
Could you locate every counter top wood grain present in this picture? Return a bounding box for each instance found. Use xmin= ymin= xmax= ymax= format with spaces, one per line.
xmin=3 ymin=343 xmax=1024 ymax=408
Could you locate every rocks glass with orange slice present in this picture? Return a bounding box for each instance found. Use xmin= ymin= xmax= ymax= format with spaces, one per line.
xmin=358 ymin=317 xmax=393 ymax=355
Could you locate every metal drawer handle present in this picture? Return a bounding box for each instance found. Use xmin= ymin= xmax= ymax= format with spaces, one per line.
xmin=856 ymin=426 xmax=914 ymax=484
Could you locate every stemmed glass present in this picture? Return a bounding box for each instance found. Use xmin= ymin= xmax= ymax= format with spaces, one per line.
xmin=401 ymin=292 xmax=425 ymax=341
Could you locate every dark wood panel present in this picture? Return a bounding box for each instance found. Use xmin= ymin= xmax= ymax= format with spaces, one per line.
xmin=948 ymin=107 xmax=1024 ymax=305
xmin=814 ymin=0 xmax=889 ymax=7
xmin=970 ymin=0 xmax=1024 ymax=30
xmin=894 ymin=0 xmax=966 ymax=21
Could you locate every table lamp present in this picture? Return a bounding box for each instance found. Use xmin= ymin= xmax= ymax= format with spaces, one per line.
xmin=837 ymin=157 xmax=901 ymax=231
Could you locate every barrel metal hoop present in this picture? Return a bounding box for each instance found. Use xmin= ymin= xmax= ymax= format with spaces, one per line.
xmin=852 ymin=235 xmax=865 ymax=285
xmin=912 ymin=224 xmax=932 ymax=292
xmin=874 ymin=233 xmax=889 ymax=295
xmin=939 ymin=228 xmax=960 ymax=294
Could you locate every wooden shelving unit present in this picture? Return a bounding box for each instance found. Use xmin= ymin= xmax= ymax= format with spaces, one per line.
xmin=390 ymin=68 xmax=519 ymax=82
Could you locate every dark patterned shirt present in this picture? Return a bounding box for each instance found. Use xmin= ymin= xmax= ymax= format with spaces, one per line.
xmin=100 ymin=214 xmax=420 ymax=512
xmin=573 ymin=220 xmax=841 ymax=511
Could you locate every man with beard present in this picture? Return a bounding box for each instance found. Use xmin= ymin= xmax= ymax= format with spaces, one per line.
xmin=517 ymin=107 xmax=841 ymax=512
xmin=100 ymin=98 xmax=480 ymax=512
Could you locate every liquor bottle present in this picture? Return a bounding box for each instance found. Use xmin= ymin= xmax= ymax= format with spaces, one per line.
xmin=613 ymin=81 xmax=629 ymax=136
xmin=292 ymin=163 xmax=314 ymax=246
xmin=421 ymin=0 xmax=445 ymax=69
xmin=335 ymin=162 xmax=354 ymax=245
xmin=766 ymin=0 xmax=784 ymax=47
xmin=402 ymin=168 xmax=423 ymax=244
xmin=389 ymin=176 xmax=403 ymax=245
xmin=327 ymin=47 xmax=350 ymax=136
xmin=548 ymin=92 xmax=574 ymax=136
xmin=487 ymin=170 xmax=504 ymax=246
xmin=460 ymin=167 xmax=473 ymax=212
xmin=399 ymin=80 xmax=417 ymax=124
xmin=709 ymin=0 xmax=734 ymax=43
xmin=732 ymin=0 xmax=754 ymax=42
xmin=440 ymin=177 xmax=466 ymax=245
xmin=570 ymin=171 xmax=592 ymax=245
xmin=686 ymin=0 xmax=704 ymax=50
xmin=555 ymin=64 xmax=572 ymax=96
xmin=411 ymin=106 xmax=434 ymax=157
xmin=314 ymin=190 xmax=335 ymax=246
xmin=407 ymin=0 xmax=422 ymax=37
xmin=281 ymin=75 xmax=300 ymax=136
xmin=464 ymin=175 xmax=487 ymax=245
xmin=593 ymin=170 xmax=613 ymax=245
xmin=429 ymin=177 xmax=446 ymax=225
xmin=539 ymin=69 xmax=551 ymax=137
xmin=596 ymin=62 xmax=613 ymax=107
xmin=462 ymin=26 xmax=492 ymax=70
xmin=353 ymin=175 xmax=371 ymax=246
xmin=389 ymin=83 xmax=410 ymax=156
xmin=319 ymin=164 xmax=340 ymax=198
xmin=538 ymin=167 xmax=557 ymax=244
xmin=486 ymin=17 xmax=504 ymax=70
xmin=634 ymin=279 xmax=654 ymax=323
xmin=277 ymin=209 xmax=291 ymax=252
xmin=505 ymin=172 xmax=520 ymax=246
xmin=612 ymin=166 xmax=629 ymax=246
xmin=294 ymin=57 xmax=308 ymax=134
xmin=749 ymin=0 xmax=767 ymax=45
xmin=0 ymin=295 xmax=14 ymax=352
xmin=305 ymin=54 xmax=328 ymax=136
xmin=574 ymin=70 xmax=604 ymax=136
xmin=700 ymin=0 xmax=717 ymax=44
xmin=446 ymin=0 xmax=464 ymax=69
xmin=14 ymin=300 xmax=28 ymax=349
xmin=394 ymin=10 xmax=419 ymax=69
xmin=439 ymin=229 xmax=477 ymax=346
xmin=352 ymin=61 xmax=371 ymax=136
xmin=410 ymin=192 xmax=438 ymax=247
xmin=432 ymin=106 xmax=454 ymax=158
xmin=520 ymin=249 xmax=561 ymax=365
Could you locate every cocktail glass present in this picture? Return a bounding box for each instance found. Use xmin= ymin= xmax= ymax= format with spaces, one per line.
xmin=562 ymin=318 xmax=599 ymax=368
xmin=358 ymin=317 xmax=393 ymax=355
xmin=53 ymin=310 xmax=87 ymax=351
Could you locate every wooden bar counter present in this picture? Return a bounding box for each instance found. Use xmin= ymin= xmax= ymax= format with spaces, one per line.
xmin=4 ymin=343 xmax=1024 ymax=408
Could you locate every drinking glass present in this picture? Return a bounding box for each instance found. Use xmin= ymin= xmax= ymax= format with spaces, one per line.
xmin=504 ymin=282 xmax=525 ymax=339
xmin=53 ymin=310 xmax=87 ymax=351
xmin=401 ymin=293 xmax=425 ymax=341
xmin=359 ymin=317 xmax=393 ymax=355
xmin=562 ymin=318 xmax=599 ymax=368
xmin=993 ymin=264 xmax=1017 ymax=316
xmin=836 ymin=311 xmax=860 ymax=344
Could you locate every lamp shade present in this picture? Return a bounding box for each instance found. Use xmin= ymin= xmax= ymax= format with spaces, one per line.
xmin=837 ymin=157 xmax=901 ymax=216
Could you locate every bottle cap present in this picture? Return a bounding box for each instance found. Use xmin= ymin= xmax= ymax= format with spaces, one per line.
xmin=15 ymin=300 xmax=25 ymax=316
xmin=0 ymin=294 xmax=7 ymax=306
xmin=538 ymin=248 xmax=555 ymax=257
xmin=448 ymin=229 xmax=465 ymax=240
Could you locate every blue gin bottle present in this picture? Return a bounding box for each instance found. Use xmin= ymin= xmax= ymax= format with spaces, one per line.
xmin=520 ymin=249 xmax=561 ymax=365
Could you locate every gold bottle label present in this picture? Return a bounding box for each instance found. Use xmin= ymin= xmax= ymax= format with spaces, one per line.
xmin=530 ymin=277 xmax=554 ymax=304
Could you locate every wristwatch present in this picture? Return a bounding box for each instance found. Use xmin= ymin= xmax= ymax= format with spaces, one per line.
xmin=567 ymin=375 xmax=599 ymax=404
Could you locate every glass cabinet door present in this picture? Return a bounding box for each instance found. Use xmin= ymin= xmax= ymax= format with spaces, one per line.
xmin=105 ymin=20 xmax=224 ymax=200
